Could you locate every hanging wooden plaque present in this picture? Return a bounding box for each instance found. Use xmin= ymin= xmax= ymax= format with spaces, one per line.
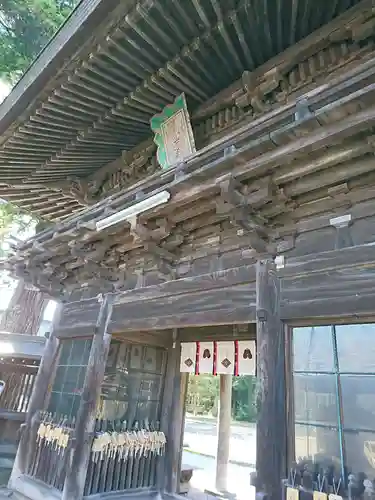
xmin=286 ymin=487 xmax=299 ymax=500
xmin=313 ymin=492 xmax=328 ymax=500
xmin=150 ymin=93 xmax=196 ymax=170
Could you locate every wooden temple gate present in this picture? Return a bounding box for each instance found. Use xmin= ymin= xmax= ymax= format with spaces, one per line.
xmin=2 ymin=0 xmax=375 ymax=499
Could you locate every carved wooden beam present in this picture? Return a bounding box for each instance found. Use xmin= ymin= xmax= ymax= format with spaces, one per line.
xmin=217 ymin=177 xmax=273 ymax=254
xmin=43 ymin=178 xmax=94 ymax=206
xmin=129 ymin=216 xmax=176 ymax=276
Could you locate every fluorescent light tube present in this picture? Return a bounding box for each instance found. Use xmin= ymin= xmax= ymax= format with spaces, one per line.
xmin=96 ymin=190 xmax=171 ymax=232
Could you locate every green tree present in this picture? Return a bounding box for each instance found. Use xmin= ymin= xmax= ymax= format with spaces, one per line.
xmin=187 ymin=375 xmax=219 ymax=415
xmin=232 ymin=375 xmax=257 ymax=422
xmin=0 ymin=0 xmax=77 ymax=328
xmin=0 ymin=0 xmax=80 ymax=82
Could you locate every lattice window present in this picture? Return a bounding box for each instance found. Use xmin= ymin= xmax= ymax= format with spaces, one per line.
xmin=293 ymin=323 xmax=375 ymax=478
xmin=98 ymin=341 xmax=167 ymax=425
xmin=48 ymin=338 xmax=92 ymax=420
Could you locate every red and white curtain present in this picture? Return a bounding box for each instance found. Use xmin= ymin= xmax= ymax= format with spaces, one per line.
xmin=180 ymin=340 xmax=256 ymax=375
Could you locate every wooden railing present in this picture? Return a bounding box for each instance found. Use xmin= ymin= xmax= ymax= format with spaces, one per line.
xmin=24 ymin=415 xmax=165 ymax=495
xmin=26 ymin=413 xmax=74 ymax=492
xmin=0 ymin=367 xmax=38 ymax=414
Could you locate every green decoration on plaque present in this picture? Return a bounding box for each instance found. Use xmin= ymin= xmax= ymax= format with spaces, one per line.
xmin=150 ymin=93 xmax=196 ymax=170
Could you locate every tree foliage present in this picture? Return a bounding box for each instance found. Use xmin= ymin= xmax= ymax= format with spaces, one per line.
xmin=0 ymin=0 xmax=80 ymax=82
xmin=187 ymin=375 xmax=219 ymax=415
xmin=0 ymin=201 xmax=32 ymax=232
xmin=186 ymin=374 xmax=258 ymax=422
xmin=232 ymin=375 xmax=257 ymax=422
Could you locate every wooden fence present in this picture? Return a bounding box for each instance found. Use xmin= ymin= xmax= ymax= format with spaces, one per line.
xmin=0 ymin=361 xmax=39 ymax=415
xmin=84 ymin=419 xmax=163 ymax=496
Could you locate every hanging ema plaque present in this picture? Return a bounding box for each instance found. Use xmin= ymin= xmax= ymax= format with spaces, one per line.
xmin=150 ymin=93 xmax=196 ymax=170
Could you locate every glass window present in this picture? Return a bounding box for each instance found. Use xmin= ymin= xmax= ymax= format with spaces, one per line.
xmin=294 ymin=374 xmax=338 ymax=426
xmin=336 ymin=324 xmax=375 ymax=373
xmin=293 ymin=326 xmax=334 ymax=372
xmin=295 ymin=423 xmax=341 ymax=466
xmin=293 ymin=323 xmax=375 ymax=478
xmin=98 ymin=341 xmax=167 ymax=425
xmin=340 ymin=375 xmax=375 ymax=432
xmin=48 ymin=338 xmax=92 ymax=420
xmin=344 ymin=430 xmax=375 ymax=478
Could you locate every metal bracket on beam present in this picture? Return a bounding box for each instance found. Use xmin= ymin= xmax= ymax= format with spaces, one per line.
xmin=256 ymin=308 xmax=268 ymax=322
xmin=174 ymin=162 xmax=186 ymax=181
xmin=275 ymin=255 xmax=285 ymax=269
xmin=294 ymin=97 xmax=313 ymax=122
xmin=329 ymin=214 xmax=352 ymax=228
xmin=224 ymin=145 xmax=237 ymax=158
xmin=330 ymin=214 xmax=353 ymax=250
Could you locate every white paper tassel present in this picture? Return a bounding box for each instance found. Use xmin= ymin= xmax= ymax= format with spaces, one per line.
xmin=180 ymin=342 xmax=196 ymax=373
xmin=216 ymin=341 xmax=235 ymax=375
xmin=237 ymin=340 xmax=256 ymax=375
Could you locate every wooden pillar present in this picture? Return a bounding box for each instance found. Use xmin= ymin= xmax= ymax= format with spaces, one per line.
xmin=62 ymin=294 xmax=113 ymax=500
xmin=168 ymin=372 xmax=188 ymax=494
xmin=158 ymin=334 xmax=188 ymax=494
xmin=9 ymin=304 xmax=63 ymax=488
xmin=256 ymin=259 xmax=287 ymax=500
xmin=215 ymin=374 xmax=232 ymax=492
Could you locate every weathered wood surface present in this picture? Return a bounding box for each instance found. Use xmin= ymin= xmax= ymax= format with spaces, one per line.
xmin=9 ymin=304 xmax=63 ymax=490
xmin=157 ymin=337 xmax=179 ymax=493
xmin=10 ymin=473 xmax=62 ymax=500
xmin=164 ymin=362 xmax=188 ymax=493
xmin=0 ymin=332 xmax=45 ymax=359
xmin=284 ymin=326 xmax=295 ymax=469
xmin=58 ymin=298 xmax=101 ymax=330
xmin=112 ymin=285 xmax=255 ymax=323
xmin=62 ymin=295 xmax=113 ymax=500
xmin=44 ymin=240 xmax=375 ymax=335
xmin=1 ymin=0 xmax=373 ymax=222
xmin=194 ymin=0 xmax=375 ymax=121
xmin=112 ymin=330 xmax=171 ymax=348
xmin=111 ymin=307 xmax=255 ymax=331
xmin=0 ymin=370 xmax=36 ymax=413
xmin=114 ymin=265 xmax=256 ymax=305
xmin=178 ymin=324 xmax=255 ymax=342
xmin=280 ymin=242 xmax=375 ymax=278
xmin=256 ymin=259 xmax=287 ymax=500
xmin=9 ymin=43 xmax=375 ymax=298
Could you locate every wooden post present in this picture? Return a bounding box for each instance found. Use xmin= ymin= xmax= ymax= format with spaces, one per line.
xmin=256 ymin=259 xmax=287 ymax=500
xmin=168 ymin=372 xmax=188 ymax=494
xmin=62 ymin=294 xmax=113 ymax=500
xmin=157 ymin=331 xmax=186 ymax=493
xmin=215 ymin=374 xmax=232 ymax=492
xmin=9 ymin=304 xmax=63 ymax=489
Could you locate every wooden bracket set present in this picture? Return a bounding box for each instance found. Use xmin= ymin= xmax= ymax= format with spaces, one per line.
xmin=216 ymin=176 xmax=272 ymax=255
xmin=129 ymin=217 xmax=176 ymax=278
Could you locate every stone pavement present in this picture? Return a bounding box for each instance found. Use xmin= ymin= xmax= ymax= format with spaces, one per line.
xmin=183 ymin=418 xmax=256 ymax=467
